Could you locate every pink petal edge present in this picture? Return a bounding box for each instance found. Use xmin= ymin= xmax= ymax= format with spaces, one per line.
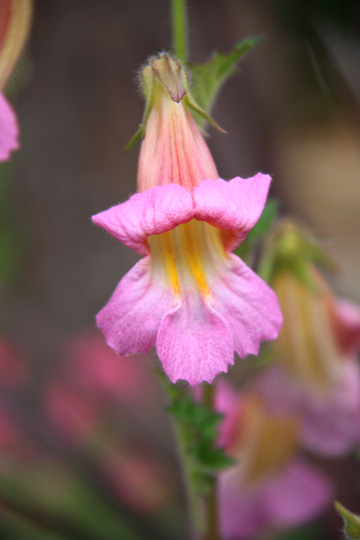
xmin=156 ymin=297 xmax=234 ymax=385
xmin=0 ymin=93 xmax=19 ymax=162
xmin=194 ymin=174 xmax=272 ymax=250
xmin=92 ymin=184 xmax=194 ymax=255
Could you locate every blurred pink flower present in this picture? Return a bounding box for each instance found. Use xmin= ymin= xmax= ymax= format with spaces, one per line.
xmin=0 ymin=93 xmax=18 ymax=162
xmin=253 ymin=359 xmax=360 ymax=457
xmin=63 ymin=330 xmax=149 ymax=402
xmin=101 ymin=446 xmax=174 ymax=514
xmin=218 ymin=385 xmax=331 ymax=539
xmin=0 ymin=337 xmax=27 ymax=387
xmin=0 ymin=407 xmax=22 ymax=450
xmin=268 ymin=250 xmax=360 ymax=456
xmin=45 ymin=381 xmax=98 ymax=444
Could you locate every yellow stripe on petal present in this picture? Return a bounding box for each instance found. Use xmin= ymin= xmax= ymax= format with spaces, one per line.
xmin=0 ymin=0 xmax=33 ymax=89
xmin=148 ymin=219 xmax=227 ymax=304
xmin=149 ymin=231 xmax=180 ymax=298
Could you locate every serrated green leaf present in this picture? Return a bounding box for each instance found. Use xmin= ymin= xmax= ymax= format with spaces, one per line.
xmin=193 ymin=441 xmax=234 ymax=471
xmin=164 ymin=380 xmax=233 ymax=497
xmin=335 ymin=501 xmax=360 ymax=539
xmin=189 ymin=36 xmax=262 ymax=122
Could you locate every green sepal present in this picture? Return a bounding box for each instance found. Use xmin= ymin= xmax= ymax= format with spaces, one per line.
xmin=185 ymin=94 xmax=227 ymax=134
xmin=188 ymin=36 xmax=262 ymax=125
xmin=335 ymin=501 xmax=360 ymax=540
xmin=123 ymin=126 xmax=142 ymax=153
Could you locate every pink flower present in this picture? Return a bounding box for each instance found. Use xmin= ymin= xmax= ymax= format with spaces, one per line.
xmin=0 ymin=92 xmax=18 ymax=162
xmin=253 ymin=362 xmax=360 ymax=458
xmin=62 ymin=330 xmax=149 ymax=403
xmin=0 ymin=337 xmax=27 ymax=387
xmin=101 ymin=446 xmax=174 ymax=514
xmin=217 ymin=386 xmax=332 ymax=539
xmin=45 ymin=381 xmax=98 ymax=445
xmin=93 ymin=55 xmax=282 ymax=386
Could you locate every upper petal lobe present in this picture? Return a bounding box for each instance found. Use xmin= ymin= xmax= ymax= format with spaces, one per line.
xmin=194 ymin=174 xmax=272 ymax=250
xmin=92 ymin=184 xmax=194 ymax=255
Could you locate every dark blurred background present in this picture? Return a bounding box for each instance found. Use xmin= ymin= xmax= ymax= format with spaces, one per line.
xmin=1 ymin=0 xmax=360 ymax=538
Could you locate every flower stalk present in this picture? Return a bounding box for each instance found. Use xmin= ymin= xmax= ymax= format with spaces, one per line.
xmin=171 ymin=0 xmax=187 ymax=62
xmin=203 ymin=383 xmax=221 ymax=540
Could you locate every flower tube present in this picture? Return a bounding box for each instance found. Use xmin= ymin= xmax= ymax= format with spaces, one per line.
xmin=93 ymin=54 xmax=282 ymax=385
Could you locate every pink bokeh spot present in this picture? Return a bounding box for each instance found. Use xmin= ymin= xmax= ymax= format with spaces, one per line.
xmin=93 ymin=175 xmax=282 ymax=385
xmin=45 ymin=382 xmax=98 ymax=444
xmin=63 ymin=330 xmax=149 ymax=402
xmin=0 ymin=93 xmax=19 ymax=162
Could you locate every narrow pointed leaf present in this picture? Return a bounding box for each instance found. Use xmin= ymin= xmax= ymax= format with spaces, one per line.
xmin=189 ymin=36 xmax=262 ymax=120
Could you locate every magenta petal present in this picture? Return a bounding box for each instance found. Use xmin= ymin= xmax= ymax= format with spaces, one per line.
xmin=213 ymin=254 xmax=282 ymax=358
xmin=92 ymin=184 xmax=194 ymax=255
xmin=96 ymin=258 xmax=174 ymax=355
xmin=254 ymin=363 xmax=360 ymax=457
xmin=220 ymin=468 xmax=265 ymax=539
xmin=264 ymin=460 xmax=332 ymax=528
xmin=157 ymin=298 xmax=234 ymax=385
xmin=335 ymin=299 xmax=360 ymax=355
xmin=220 ymin=460 xmax=331 ymax=539
xmin=193 ymin=174 xmax=271 ymax=250
xmin=0 ymin=93 xmax=19 ymax=162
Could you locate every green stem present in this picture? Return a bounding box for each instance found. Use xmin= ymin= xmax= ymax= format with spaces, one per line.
xmin=203 ymin=383 xmax=221 ymax=540
xmin=171 ymin=0 xmax=187 ymax=62
xmin=156 ymin=368 xmax=204 ymax=539
xmin=173 ymin=415 xmax=205 ymax=539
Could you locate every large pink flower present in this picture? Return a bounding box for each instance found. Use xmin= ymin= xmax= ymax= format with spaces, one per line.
xmin=93 ymin=55 xmax=282 ymax=385
xmin=93 ymin=175 xmax=282 ymax=385
xmin=0 ymin=92 xmax=18 ymax=161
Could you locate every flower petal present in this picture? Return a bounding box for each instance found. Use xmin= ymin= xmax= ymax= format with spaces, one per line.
xmin=264 ymin=460 xmax=332 ymax=528
xmin=96 ymin=257 xmax=174 ymax=354
xmin=219 ymin=460 xmax=331 ymax=539
xmin=213 ymin=254 xmax=282 ymax=357
xmin=92 ymin=184 xmax=194 ymax=255
xmin=254 ymin=363 xmax=360 ymax=457
xmin=334 ymin=299 xmax=360 ymax=355
xmin=219 ymin=467 xmax=266 ymax=539
xmin=156 ymin=297 xmax=234 ymax=385
xmin=0 ymin=93 xmax=19 ymax=162
xmin=193 ymin=174 xmax=272 ymax=250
